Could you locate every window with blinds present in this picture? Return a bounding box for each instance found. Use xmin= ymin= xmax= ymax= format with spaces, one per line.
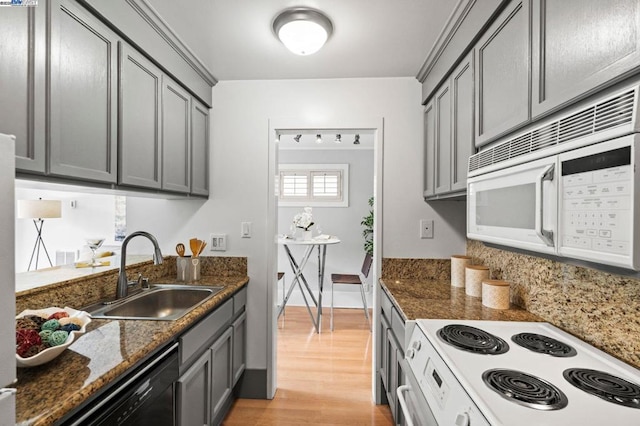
xmin=278 ymin=164 xmax=348 ymax=207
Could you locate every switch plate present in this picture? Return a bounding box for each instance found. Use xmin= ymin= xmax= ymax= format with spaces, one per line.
xmin=210 ymin=234 xmax=227 ymax=251
xmin=420 ymin=219 xmax=434 ymax=239
xmin=241 ymin=222 xmax=252 ymax=238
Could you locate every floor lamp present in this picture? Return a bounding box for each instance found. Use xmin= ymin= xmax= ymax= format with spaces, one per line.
xmin=17 ymin=199 xmax=62 ymax=271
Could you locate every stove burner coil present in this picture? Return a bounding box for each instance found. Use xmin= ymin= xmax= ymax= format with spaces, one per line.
xmin=437 ymin=324 xmax=509 ymax=355
xmin=483 ymin=369 xmax=568 ymax=410
xmin=511 ymin=333 xmax=577 ymax=357
xmin=563 ymin=368 xmax=640 ymax=409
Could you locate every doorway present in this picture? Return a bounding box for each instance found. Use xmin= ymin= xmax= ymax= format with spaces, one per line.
xmin=266 ymin=118 xmax=384 ymax=401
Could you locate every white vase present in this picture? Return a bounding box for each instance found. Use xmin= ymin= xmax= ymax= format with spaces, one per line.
xmin=303 ymin=230 xmax=313 ymax=241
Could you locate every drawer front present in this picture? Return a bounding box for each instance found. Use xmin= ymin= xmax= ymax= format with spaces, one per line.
xmin=233 ymin=286 xmax=247 ymax=315
xmin=180 ymin=299 xmax=232 ymax=367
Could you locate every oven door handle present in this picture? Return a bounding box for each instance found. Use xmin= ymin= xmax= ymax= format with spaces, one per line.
xmin=535 ymin=163 xmax=555 ymax=247
xmin=396 ymin=385 xmax=415 ymax=426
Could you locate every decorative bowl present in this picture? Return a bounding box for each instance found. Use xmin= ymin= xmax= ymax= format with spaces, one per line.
xmin=16 ymin=306 xmax=91 ymax=367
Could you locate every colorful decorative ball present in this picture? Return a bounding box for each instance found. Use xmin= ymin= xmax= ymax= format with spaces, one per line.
xmin=48 ymin=330 xmax=69 ymax=347
xmin=16 ymin=317 xmax=39 ymax=331
xmin=48 ymin=311 xmax=69 ymax=320
xmin=38 ymin=329 xmax=53 ymax=341
xmin=23 ymin=344 xmax=47 ymax=358
xmin=41 ymin=319 xmax=60 ymax=332
xmin=60 ymin=324 xmax=81 ymax=333
xmin=23 ymin=315 xmax=47 ymax=327
xmin=16 ymin=329 xmax=42 ymax=347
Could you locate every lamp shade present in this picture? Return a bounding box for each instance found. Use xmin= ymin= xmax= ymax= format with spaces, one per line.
xmin=273 ymin=8 xmax=333 ymax=55
xmin=17 ymin=199 xmax=62 ymax=219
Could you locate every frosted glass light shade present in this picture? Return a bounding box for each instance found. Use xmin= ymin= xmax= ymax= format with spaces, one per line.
xmin=17 ymin=199 xmax=62 ymax=219
xmin=273 ymin=8 xmax=333 ymax=56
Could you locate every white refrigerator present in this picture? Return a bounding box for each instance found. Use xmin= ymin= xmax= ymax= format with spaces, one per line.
xmin=0 ymin=133 xmax=16 ymax=423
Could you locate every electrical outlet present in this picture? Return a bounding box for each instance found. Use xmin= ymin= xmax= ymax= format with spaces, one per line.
xmin=420 ymin=219 xmax=434 ymax=239
xmin=210 ymin=233 xmax=227 ymax=251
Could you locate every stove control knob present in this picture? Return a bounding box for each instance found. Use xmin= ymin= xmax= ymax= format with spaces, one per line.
xmin=405 ymin=349 xmax=415 ymax=359
xmin=454 ymin=412 xmax=470 ymax=426
xmin=412 ymin=341 xmax=421 ymax=351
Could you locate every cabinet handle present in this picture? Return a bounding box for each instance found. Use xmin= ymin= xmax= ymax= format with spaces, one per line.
xmin=536 ymin=163 xmax=555 ymax=247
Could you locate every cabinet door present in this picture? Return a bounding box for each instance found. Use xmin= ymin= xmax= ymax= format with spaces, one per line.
xmin=210 ymin=327 xmax=233 ymax=423
xmin=49 ymin=0 xmax=118 ymax=182
xmin=177 ymin=349 xmax=210 ymax=426
xmin=475 ymin=0 xmax=531 ymax=147
xmin=379 ymin=313 xmax=391 ymax=391
xmin=532 ymin=0 xmax=640 ymax=118
xmin=434 ymin=82 xmax=452 ymax=194
xmin=119 ymin=42 xmax=162 ymax=189
xmin=450 ymin=53 xmax=475 ymax=192
xmin=232 ymin=311 xmax=246 ymax=386
xmin=0 ymin=5 xmax=46 ymax=173
xmin=423 ymin=101 xmax=436 ymax=198
xmin=162 ymin=76 xmax=190 ymax=193
xmin=386 ymin=329 xmax=399 ymax=421
xmin=191 ymin=100 xmax=210 ymax=196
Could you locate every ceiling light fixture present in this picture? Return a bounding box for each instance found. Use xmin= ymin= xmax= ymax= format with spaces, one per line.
xmin=273 ymin=7 xmax=333 ymax=56
xmin=316 ymin=134 xmax=322 ymax=144
xmin=293 ymin=134 xmax=302 ymax=143
xmin=334 ymin=134 xmax=341 ymax=143
xmin=353 ymin=134 xmax=360 ymax=145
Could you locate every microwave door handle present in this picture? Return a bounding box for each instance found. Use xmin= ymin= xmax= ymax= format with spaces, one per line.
xmin=535 ymin=164 xmax=555 ymax=247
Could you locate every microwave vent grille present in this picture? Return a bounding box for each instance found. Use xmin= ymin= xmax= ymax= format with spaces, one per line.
xmin=469 ymin=88 xmax=636 ymax=174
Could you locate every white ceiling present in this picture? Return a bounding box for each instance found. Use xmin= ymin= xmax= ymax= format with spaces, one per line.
xmin=148 ymin=0 xmax=459 ymax=81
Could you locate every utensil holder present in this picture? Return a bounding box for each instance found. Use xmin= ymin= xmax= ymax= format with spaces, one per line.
xmin=190 ymin=257 xmax=200 ymax=281
xmin=177 ymin=256 xmax=190 ymax=282
xmin=482 ymin=280 xmax=510 ymax=309
xmin=465 ymin=265 xmax=489 ymax=297
xmin=451 ymin=255 xmax=472 ymax=288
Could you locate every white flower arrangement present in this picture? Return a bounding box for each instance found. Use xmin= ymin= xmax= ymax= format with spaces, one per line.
xmin=293 ymin=207 xmax=314 ymax=231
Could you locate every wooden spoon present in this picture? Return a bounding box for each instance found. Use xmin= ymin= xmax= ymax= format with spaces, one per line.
xmin=197 ymin=240 xmax=207 ymax=256
xmin=175 ymin=243 xmax=185 ymax=257
xmin=189 ymin=238 xmax=200 ymax=257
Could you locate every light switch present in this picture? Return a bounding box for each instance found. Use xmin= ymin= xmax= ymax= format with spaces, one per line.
xmin=241 ymin=222 xmax=252 ymax=238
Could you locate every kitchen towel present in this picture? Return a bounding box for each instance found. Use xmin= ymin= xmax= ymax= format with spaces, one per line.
xmin=465 ymin=265 xmax=490 ymax=297
xmin=451 ymin=255 xmax=472 ymax=287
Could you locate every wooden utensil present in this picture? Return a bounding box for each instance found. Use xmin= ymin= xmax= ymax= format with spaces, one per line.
xmin=197 ymin=240 xmax=206 ymax=256
xmin=175 ymin=243 xmax=185 ymax=257
xmin=189 ymin=238 xmax=200 ymax=257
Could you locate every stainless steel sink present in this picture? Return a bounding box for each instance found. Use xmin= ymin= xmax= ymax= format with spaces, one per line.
xmin=87 ymin=284 xmax=224 ymax=320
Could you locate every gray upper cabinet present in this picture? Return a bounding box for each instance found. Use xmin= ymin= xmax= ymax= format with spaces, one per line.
xmin=423 ymin=102 xmax=435 ymax=199
xmin=531 ymin=0 xmax=640 ymax=118
xmin=475 ymin=0 xmax=531 ymax=148
xmin=434 ymin=84 xmax=452 ymax=194
xmin=162 ymin=77 xmax=191 ymax=193
xmin=0 ymin=5 xmax=46 ymax=174
xmin=191 ymin=100 xmax=210 ymax=196
xmin=49 ymin=0 xmax=118 ymax=182
xmin=450 ymin=53 xmax=475 ymax=192
xmin=118 ymin=42 xmax=162 ymax=189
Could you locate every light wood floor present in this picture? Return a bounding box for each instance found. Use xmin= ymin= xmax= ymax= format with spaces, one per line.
xmin=222 ymin=306 xmax=394 ymax=425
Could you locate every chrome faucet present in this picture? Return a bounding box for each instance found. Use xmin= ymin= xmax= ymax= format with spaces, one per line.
xmin=116 ymin=231 xmax=163 ymax=299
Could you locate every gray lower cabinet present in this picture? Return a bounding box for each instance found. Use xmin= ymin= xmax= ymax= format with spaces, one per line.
xmin=162 ymin=77 xmax=191 ymax=193
xmin=177 ymin=349 xmax=211 ymax=426
xmin=232 ymin=311 xmax=247 ymax=386
xmin=474 ymin=0 xmax=531 ymax=148
xmin=0 ymin=5 xmax=46 ymax=174
xmin=424 ymin=52 xmax=475 ymax=200
xmin=378 ymin=285 xmax=405 ymax=425
xmin=49 ymin=0 xmax=118 ymax=182
xmin=118 ymin=42 xmax=162 ymax=189
xmin=190 ymin=100 xmax=210 ymax=196
xmin=531 ymin=0 xmax=640 ymax=118
xmin=210 ymin=327 xmax=233 ymax=425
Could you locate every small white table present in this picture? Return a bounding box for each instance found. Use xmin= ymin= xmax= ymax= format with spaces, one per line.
xmin=277 ymin=236 xmax=340 ymax=333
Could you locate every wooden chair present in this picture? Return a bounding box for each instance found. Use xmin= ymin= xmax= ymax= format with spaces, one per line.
xmin=330 ymin=253 xmax=373 ymax=331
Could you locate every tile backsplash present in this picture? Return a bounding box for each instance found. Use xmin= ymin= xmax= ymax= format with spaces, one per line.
xmin=467 ymin=240 xmax=640 ymax=369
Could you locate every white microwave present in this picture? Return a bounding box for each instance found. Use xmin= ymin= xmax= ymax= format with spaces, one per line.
xmin=467 ymin=83 xmax=640 ymax=270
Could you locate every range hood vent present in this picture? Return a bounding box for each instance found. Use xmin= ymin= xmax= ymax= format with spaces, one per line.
xmin=469 ymin=86 xmax=637 ymax=175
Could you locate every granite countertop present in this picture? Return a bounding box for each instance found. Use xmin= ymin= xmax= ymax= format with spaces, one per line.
xmin=15 ymin=275 xmax=249 ymax=426
xmin=380 ymin=278 xmax=543 ymax=322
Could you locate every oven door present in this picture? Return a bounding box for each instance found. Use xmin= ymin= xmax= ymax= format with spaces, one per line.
xmin=396 ymin=359 xmax=437 ymax=426
xmin=467 ymin=156 xmax=557 ymax=254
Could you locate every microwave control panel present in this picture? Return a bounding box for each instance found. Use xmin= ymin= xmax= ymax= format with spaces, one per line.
xmin=560 ymin=145 xmax=633 ymax=261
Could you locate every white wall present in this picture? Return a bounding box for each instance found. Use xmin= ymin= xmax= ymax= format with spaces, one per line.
xmin=277 ymin=148 xmax=374 ymax=308
xmin=123 ymin=77 xmax=466 ymax=383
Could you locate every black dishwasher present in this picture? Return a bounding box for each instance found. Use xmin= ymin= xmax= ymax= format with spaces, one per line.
xmin=65 ymin=342 xmax=179 ymax=426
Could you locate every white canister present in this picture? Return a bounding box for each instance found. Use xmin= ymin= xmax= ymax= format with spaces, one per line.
xmin=465 ymin=265 xmax=490 ymax=297
xmin=482 ymin=280 xmax=510 ymax=310
xmin=451 ymin=255 xmax=472 ymax=288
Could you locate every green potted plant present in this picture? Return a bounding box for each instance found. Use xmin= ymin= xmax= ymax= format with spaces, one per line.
xmin=361 ymin=197 xmax=374 ymax=255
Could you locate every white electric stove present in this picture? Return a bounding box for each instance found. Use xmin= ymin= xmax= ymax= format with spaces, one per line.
xmin=400 ymin=320 xmax=640 ymax=426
